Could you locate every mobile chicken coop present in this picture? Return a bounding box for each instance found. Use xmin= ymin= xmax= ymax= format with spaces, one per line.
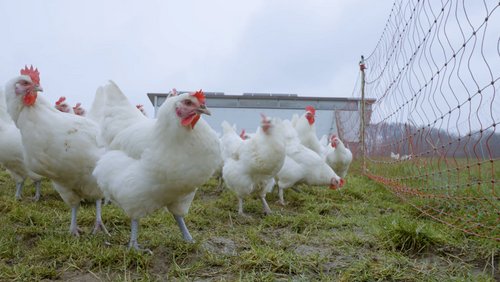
xmin=148 ymin=92 xmax=374 ymax=154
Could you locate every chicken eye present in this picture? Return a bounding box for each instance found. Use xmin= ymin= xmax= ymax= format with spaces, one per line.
xmin=184 ymin=100 xmax=193 ymax=106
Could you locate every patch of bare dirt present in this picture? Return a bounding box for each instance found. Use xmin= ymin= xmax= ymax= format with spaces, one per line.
xmin=149 ymin=246 xmax=172 ymax=276
xmin=53 ymin=271 xmax=102 ymax=282
xmin=293 ymin=244 xmax=331 ymax=258
xmin=201 ymin=237 xmax=237 ymax=256
xmin=320 ymin=255 xmax=356 ymax=273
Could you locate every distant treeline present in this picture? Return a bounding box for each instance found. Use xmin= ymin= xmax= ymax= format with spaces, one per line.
xmin=365 ymin=122 xmax=500 ymax=159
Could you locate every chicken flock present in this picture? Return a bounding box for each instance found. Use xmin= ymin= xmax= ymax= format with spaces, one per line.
xmin=0 ymin=66 xmax=352 ymax=252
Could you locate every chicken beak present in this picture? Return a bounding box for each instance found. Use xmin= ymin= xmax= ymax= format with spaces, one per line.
xmin=35 ymin=85 xmax=43 ymax=92
xmin=196 ymin=104 xmax=211 ymax=116
xmin=329 ymin=178 xmax=345 ymax=190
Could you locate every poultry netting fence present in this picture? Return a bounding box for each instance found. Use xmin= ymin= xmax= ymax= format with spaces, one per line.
xmin=344 ymin=0 xmax=500 ymax=241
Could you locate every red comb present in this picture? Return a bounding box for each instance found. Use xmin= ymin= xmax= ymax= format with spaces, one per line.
xmin=305 ymin=106 xmax=316 ymax=115
xmin=190 ymin=89 xmax=206 ymax=104
xmin=55 ymin=96 xmax=66 ymax=106
xmin=73 ymin=102 xmax=82 ymax=109
xmin=20 ymin=65 xmax=40 ymax=85
xmin=240 ymin=129 xmax=246 ymax=139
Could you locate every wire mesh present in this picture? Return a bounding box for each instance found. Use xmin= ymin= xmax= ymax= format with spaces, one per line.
xmin=355 ymin=0 xmax=500 ymax=241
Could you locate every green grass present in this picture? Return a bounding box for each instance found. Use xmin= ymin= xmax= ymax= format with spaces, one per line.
xmin=0 ymin=163 xmax=498 ymax=281
xmin=365 ymin=158 xmax=500 ymax=240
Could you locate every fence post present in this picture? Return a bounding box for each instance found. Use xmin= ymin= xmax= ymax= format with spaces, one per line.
xmin=359 ymin=55 xmax=367 ymax=173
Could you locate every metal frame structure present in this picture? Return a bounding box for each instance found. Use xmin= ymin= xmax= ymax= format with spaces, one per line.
xmin=147 ymin=92 xmax=375 ymax=149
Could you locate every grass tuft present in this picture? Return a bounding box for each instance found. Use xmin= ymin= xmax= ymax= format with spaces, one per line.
xmin=379 ymin=216 xmax=445 ymax=254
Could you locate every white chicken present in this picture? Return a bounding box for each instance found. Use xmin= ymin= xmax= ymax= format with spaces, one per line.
xmin=319 ymin=134 xmax=329 ymax=154
xmin=222 ymin=115 xmax=286 ymax=215
xmin=55 ymin=97 xmax=86 ymax=116
xmin=0 ymin=88 xmax=43 ymax=200
xmin=390 ymin=151 xmax=400 ymax=160
xmin=93 ymin=86 xmax=221 ymax=251
xmin=325 ymin=134 xmax=352 ymax=178
xmin=276 ymin=120 xmax=344 ymax=206
xmin=54 ymin=96 xmax=74 ymax=114
xmin=293 ymin=106 xmax=323 ymax=156
xmin=72 ymin=102 xmax=86 ymax=116
xmin=136 ymin=104 xmax=147 ymax=116
xmin=220 ymin=121 xmax=246 ymax=162
xmin=239 ymin=129 xmax=252 ymax=140
xmin=98 ymin=81 xmax=148 ymax=151
xmin=213 ymin=121 xmax=244 ymax=192
xmin=86 ymin=86 xmax=107 ymax=124
xmin=4 ymin=66 xmax=108 ymax=236
xmin=400 ymin=154 xmax=412 ymax=161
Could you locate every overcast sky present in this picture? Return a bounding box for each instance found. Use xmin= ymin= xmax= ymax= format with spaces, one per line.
xmin=0 ymin=0 xmax=396 ymax=114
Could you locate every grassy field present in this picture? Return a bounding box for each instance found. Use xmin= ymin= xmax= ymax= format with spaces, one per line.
xmin=0 ymin=163 xmax=498 ymax=281
xmin=365 ymin=158 xmax=500 ymax=240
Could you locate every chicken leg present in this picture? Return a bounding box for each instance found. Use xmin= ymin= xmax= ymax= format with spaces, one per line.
xmin=174 ymin=215 xmax=194 ymax=242
xmin=69 ymin=201 xmax=109 ymax=237
xmin=128 ymin=219 xmax=152 ymax=254
xmin=33 ymin=180 xmax=41 ymax=201
xmin=92 ymin=199 xmax=110 ymax=235
xmin=69 ymin=205 xmax=82 ymax=236
xmin=237 ymin=198 xmax=245 ymax=215
xmin=15 ymin=181 xmax=23 ymax=201
xmin=277 ymin=186 xmax=286 ymax=206
xmin=261 ymin=181 xmax=273 ymax=214
xmin=261 ymin=196 xmax=272 ymax=215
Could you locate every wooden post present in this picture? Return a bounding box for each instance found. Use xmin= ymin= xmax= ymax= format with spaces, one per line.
xmin=359 ymin=55 xmax=367 ymax=173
